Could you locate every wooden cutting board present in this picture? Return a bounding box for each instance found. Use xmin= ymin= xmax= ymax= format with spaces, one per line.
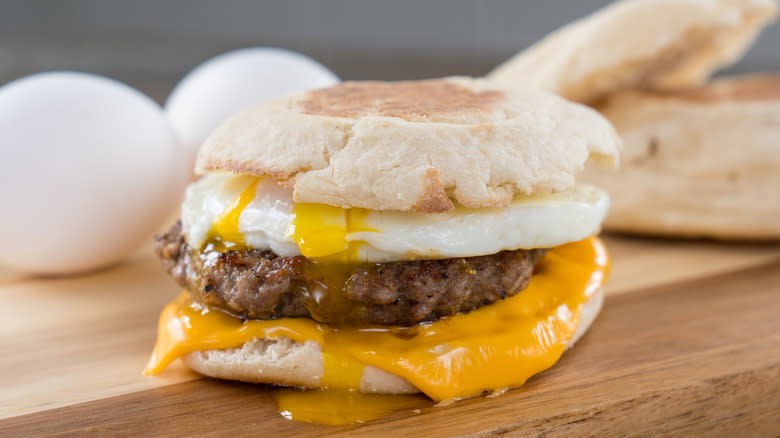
xmin=1 ymin=234 xmax=779 ymax=437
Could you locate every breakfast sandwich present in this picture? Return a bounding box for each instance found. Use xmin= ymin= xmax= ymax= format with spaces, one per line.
xmin=145 ymin=77 xmax=621 ymax=404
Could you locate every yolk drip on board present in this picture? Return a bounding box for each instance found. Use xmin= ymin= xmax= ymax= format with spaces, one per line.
xmin=273 ymin=389 xmax=431 ymax=426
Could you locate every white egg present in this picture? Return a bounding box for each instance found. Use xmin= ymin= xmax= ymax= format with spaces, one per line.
xmin=165 ymin=48 xmax=339 ymax=165
xmin=0 ymin=72 xmax=188 ymax=274
xmin=181 ymin=174 xmax=610 ymax=263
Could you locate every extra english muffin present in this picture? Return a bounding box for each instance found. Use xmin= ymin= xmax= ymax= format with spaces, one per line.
xmin=582 ymin=74 xmax=780 ymax=239
xmin=488 ymin=0 xmax=778 ymax=104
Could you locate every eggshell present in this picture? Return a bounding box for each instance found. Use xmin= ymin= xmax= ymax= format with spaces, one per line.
xmin=165 ymin=47 xmax=339 ymax=164
xmin=0 ymin=72 xmax=188 ymax=274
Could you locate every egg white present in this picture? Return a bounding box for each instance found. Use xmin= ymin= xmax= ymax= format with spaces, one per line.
xmin=182 ymin=173 xmax=609 ymax=262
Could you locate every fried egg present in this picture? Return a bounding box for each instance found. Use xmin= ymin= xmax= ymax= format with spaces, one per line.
xmin=182 ymin=173 xmax=609 ymax=262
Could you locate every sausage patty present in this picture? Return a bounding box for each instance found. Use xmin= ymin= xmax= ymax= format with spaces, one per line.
xmin=155 ymin=221 xmax=546 ymax=326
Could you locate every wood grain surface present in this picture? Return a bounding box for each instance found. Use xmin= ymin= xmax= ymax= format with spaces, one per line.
xmin=1 ymin=234 xmax=779 ymax=437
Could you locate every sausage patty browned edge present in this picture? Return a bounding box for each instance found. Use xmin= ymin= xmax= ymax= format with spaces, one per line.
xmin=155 ymin=221 xmax=547 ymax=326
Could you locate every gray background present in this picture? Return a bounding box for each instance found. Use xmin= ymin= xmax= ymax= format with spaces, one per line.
xmin=2 ymin=0 xmax=779 ymax=101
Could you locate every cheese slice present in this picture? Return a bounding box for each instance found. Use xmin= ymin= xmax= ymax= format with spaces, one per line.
xmin=145 ymin=236 xmax=608 ymax=402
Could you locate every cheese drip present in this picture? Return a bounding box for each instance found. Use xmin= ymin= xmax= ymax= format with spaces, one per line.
xmin=145 ymin=237 xmax=608 ymax=402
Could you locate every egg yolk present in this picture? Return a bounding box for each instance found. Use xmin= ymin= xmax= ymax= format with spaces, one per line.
xmin=273 ymin=389 xmax=431 ymax=425
xmin=203 ymin=177 xmax=259 ymax=251
xmin=290 ymin=203 xmax=375 ymax=262
xmin=202 ymin=176 xmax=379 ymax=262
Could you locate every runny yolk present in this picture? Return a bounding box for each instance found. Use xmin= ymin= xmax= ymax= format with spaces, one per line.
xmin=203 ymin=177 xmax=260 ymax=251
xmin=320 ymin=351 xmax=364 ymax=389
xmin=203 ymin=177 xmax=376 ymax=264
xmin=145 ymin=236 xmax=609 ymax=413
xmin=273 ymin=389 xmax=431 ymax=426
xmin=198 ymin=177 xmax=381 ymax=324
xmin=290 ymin=203 xmax=375 ymax=262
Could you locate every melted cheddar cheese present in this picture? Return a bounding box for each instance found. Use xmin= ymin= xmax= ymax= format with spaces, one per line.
xmin=145 ymin=236 xmax=608 ymax=402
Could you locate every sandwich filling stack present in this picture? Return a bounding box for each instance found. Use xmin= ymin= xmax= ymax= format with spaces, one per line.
xmin=145 ymin=77 xmax=621 ymax=403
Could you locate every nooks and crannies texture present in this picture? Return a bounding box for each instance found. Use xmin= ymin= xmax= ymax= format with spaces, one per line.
xmin=195 ymin=77 xmax=620 ymax=213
